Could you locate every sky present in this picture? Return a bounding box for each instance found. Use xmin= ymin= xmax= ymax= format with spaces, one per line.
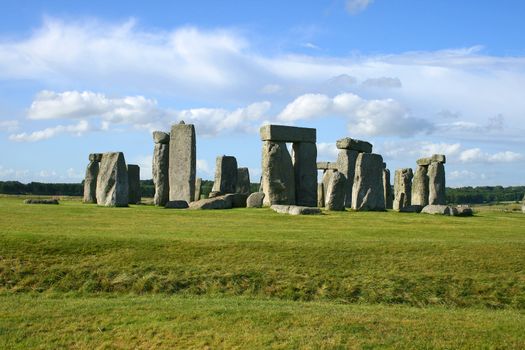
xmin=0 ymin=0 xmax=524 ymax=187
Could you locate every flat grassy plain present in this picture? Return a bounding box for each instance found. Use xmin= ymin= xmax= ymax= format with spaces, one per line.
xmin=1 ymin=196 xmax=524 ymax=348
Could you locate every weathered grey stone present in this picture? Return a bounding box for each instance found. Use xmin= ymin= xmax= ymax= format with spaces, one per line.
xmin=83 ymin=154 xmax=99 ymax=203
xmin=336 ymin=138 xmax=372 ymax=153
xmin=246 ymin=192 xmax=265 ymax=208
xmin=194 ymin=178 xmax=202 ymax=201
xmin=271 ymin=205 xmax=321 ymax=215
xmin=412 ymin=165 xmax=429 ymax=206
xmin=428 ymin=162 xmax=446 ymax=205
xmin=153 ymin=142 xmax=169 ymax=206
xmin=351 ymin=153 xmax=386 ymax=211
xmin=416 ymin=157 xmax=432 ymax=166
xmin=127 ymin=164 xmax=141 ymax=204
xmin=169 ymin=122 xmax=196 ymax=203
xmin=316 ymin=162 xmax=338 ymax=170
xmin=236 ymin=167 xmax=251 ymax=195
xmin=164 ymin=200 xmax=189 ymax=209
xmin=96 ymin=152 xmax=129 ymax=207
xmin=24 ymin=199 xmax=59 ymax=205
xmin=432 ymin=154 xmax=446 ymax=164
xmin=293 ymin=142 xmax=317 ymax=207
xmin=393 ymin=168 xmax=413 ymax=211
xmin=260 ymin=124 xmax=316 ymax=143
xmin=337 ymin=149 xmax=359 ymax=208
xmin=208 ymin=191 xmax=223 ymax=198
xmin=325 ymin=171 xmax=346 ymax=211
xmin=383 ymin=168 xmax=393 ymax=209
xmin=152 ymin=131 xmax=170 ymax=144
xmin=189 ymin=195 xmax=233 ymax=210
xmin=321 ymin=169 xmax=336 ymax=206
xmin=317 ymin=183 xmax=324 ymax=208
xmin=229 ymin=193 xmax=248 ymax=208
xmin=261 ymin=141 xmax=295 ymax=206
xmin=211 ymin=155 xmax=238 ymax=194
xmin=421 ymin=204 xmax=457 ymax=216
xmin=399 ymin=205 xmax=424 ymax=213
xmin=89 ymin=153 xmax=103 ymax=162
xmin=456 ymin=205 xmax=474 ymax=217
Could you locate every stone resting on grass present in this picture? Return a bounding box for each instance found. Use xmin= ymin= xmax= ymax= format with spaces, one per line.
xmin=169 ymin=121 xmax=196 ymax=203
xmin=96 ymin=152 xmax=129 ymax=207
xmin=83 ymin=153 xmax=102 ymax=203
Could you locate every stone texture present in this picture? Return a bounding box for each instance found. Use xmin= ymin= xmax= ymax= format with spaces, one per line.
xmin=246 ymin=192 xmax=265 ymax=208
xmin=416 ymin=157 xmax=432 ymax=166
xmin=169 ymin=122 xmax=196 ymax=203
xmin=194 ymin=178 xmax=202 ymax=201
xmin=127 ymin=164 xmax=141 ymax=204
xmin=351 ymin=153 xmax=386 ymax=211
xmin=316 ymin=162 xmax=338 ymax=170
xmin=432 ymin=154 xmax=446 ymax=164
xmin=421 ymin=204 xmax=457 ymax=216
xmin=229 ymin=193 xmax=248 ymax=208
xmin=83 ymin=154 xmax=100 ymax=203
xmin=260 ymin=124 xmax=316 ymax=143
xmin=325 ymin=171 xmax=346 ymax=211
xmin=152 ymin=142 xmax=169 ymax=206
xmin=164 ymin=200 xmax=189 ymax=209
xmin=337 ymin=149 xmax=359 ymax=208
xmin=399 ymin=205 xmax=424 ymax=213
xmin=336 ymin=138 xmax=372 ymax=153
xmin=261 ymin=141 xmax=295 ymax=206
xmin=428 ymin=162 xmax=446 ymax=205
xmin=208 ymin=191 xmax=223 ymax=198
xmin=189 ymin=195 xmax=233 ymax=210
xmin=383 ymin=167 xmax=393 ymax=209
xmin=96 ymin=152 xmax=129 ymax=207
xmin=271 ymin=205 xmax=321 ymax=215
xmin=212 ymin=155 xmax=238 ymax=194
xmin=24 ymin=199 xmax=59 ymax=205
xmin=456 ymin=205 xmax=474 ymax=217
xmin=321 ymin=169 xmax=336 ymax=207
xmin=293 ymin=142 xmax=317 ymax=207
xmin=236 ymin=167 xmax=251 ymax=195
xmin=317 ymin=183 xmax=324 ymax=208
xmin=152 ymin=131 xmax=170 ymax=144
xmin=412 ymin=165 xmax=429 ymax=207
xmin=393 ymin=168 xmax=413 ymax=211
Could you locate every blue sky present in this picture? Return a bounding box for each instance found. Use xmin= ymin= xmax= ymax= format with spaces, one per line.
xmin=0 ymin=0 xmax=524 ymax=186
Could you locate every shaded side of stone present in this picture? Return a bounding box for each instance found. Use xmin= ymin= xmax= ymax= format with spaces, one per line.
xmin=293 ymin=142 xmax=317 ymax=207
xmin=194 ymin=177 xmax=202 ymax=201
xmin=165 ymin=200 xmax=189 ymax=209
xmin=336 ymin=138 xmax=372 ymax=153
xmin=383 ymin=168 xmax=393 ymax=209
xmin=83 ymin=156 xmax=99 ymax=203
xmin=211 ymin=155 xmax=238 ymax=194
xmin=236 ymin=168 xmax=251 ymax=195
xmin=337 ymin=149 xmax=358 ymax=208
xmin=127 ymin=164 xmax=141 ymax=204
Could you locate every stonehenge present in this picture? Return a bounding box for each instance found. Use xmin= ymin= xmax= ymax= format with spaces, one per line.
xmin=83 ymin=153 xmax=102 ymax=203
xmin=382 ymin=164 xmax=393 ymax=209
xmin=412 ymin=154 xmax=446 ymax=206
xmin=212 ymin=155 xmax=238 ymax=194
xmin=428 ymin=161 xmax=446 ymax=205
xmin=236 ymin=168 xmax=251 ymax=195
xmin=336 ymin=138 xmax=371 ymax=208
xmin=195 ymin=178 xmax=202 ymax=201
xmin=127 ymin=164 xmax=141 ymax=204
xmin=247 ymin=192 xmax=265 ymax=208
xmin=169 ymin=121 xmax=196 ymax=203
xmin=325 ymin=171 xmax=346 ymax=211
xmin=351 ymin=153 xmax=386 ymax=211
xmin=260 ymin=125 xmax=317 ymax=207
xmin=152 ymin=131 xmax=170 ymax=206
xmin=96 ymin=152 xmax=129 ymax=207
xmin=393 ymin=168 xmax=413 ymax=211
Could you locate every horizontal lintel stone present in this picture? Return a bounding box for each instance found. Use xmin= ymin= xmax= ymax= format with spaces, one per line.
xmin=336 ymin=138 xmax=372 ymax=153
xmin=260 ymin=124 xmax=316 ymax=143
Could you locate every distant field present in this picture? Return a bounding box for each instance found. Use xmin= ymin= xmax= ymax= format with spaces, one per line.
xmin=1 ymin=196 xmax=524 ymax=348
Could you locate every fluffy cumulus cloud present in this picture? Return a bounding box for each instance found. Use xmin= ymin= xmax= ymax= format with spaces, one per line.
xmin=9 ymin=120 xmax=91 ymax=142
xmin=459 ymin=148 xmax=523 ymax=163
xmin=278 ymin=92 xmax=433 ymax=137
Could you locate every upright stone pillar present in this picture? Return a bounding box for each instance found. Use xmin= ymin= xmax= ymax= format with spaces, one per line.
xmin=428 ymin=161 xmax=446 ymax=205
xmin=194 ymin=177 xmax=202 ymax=201
xmin=336 ymin=150 xmax=359 ymax=208
xmin=261 ymin=141 xmax=295 ymax=206
xmin=382 ymin=165 xmax=393 ymax=209
xmin=325 ymin=171 xmax=346 ymax=211
xmin=322 ymin=169 xmax=336 ymax=207
xmin=96 ymin=152 xmax=129 ymax=207
xmin=169 ymin=121 xmax=196 ymax=203
xmin=393 ymin=168 xmax=413 ymax=211
xmin=293 ymin=142 xmax=317 ymax=207
xmin=211 ymin=156 xmax=238 ymax=194
xmin=127 ymin=164 xmax=141 ymax=204
xmin=83 ymin=153 xmax=102 ymax=203
xmin=236 ymin=167 xmax=251 ymax=195
xmin=351 ymin=153 xmax=385 ymax=211
xmin=152 ymin=131 xmax=170 ymax=206
xmin=412 ymin=164 xmax=429 ymax=206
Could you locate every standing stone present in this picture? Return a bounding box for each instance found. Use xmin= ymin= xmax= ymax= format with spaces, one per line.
xmin=317 ymin=183 xmax=324 ymax=208
xmin=412 ymin=165 xmax=429 ymax=207
xmin=236 ymin=167 xmax=251 ymax=195
xmin=194 ymin=177 xmax=202 ymax=201
xmin=153 ymin=131 xmax=170 ymax=206
xmin=428 ymin=162 xmax=446 ymax=205
xmin=261 ymin=141 xmax=295 ymax=206
xmin=292 ymin=142 xmax=317 ymax=207
xmin=247 ymin=192 xmax=265 ymax=208
xmin=351 ymin=153 xmax=386 ymax=211
xmin=96 ymin=152 xmax=129 ymax=207
xmin=127 ymin=164 xmax=141 ymax=204
xmin=322 ymin=169 xmax=336 ymax=207
xmin=325 ymin=171 xmax=347 ymax=211
xmin=169 ymin=122 xmax=196 ymax=203
xmin=336 ymin=150 xmax=359 ymax=208
xmin=83 ymin=153 xmax=101 ymax=203
xmin=211 ymin=156 xmax=238 ymax=194
xmin=393 ymin=168 xmax=413 ymax=211
xmin=383 ymin=166 xmax=393 ymax=209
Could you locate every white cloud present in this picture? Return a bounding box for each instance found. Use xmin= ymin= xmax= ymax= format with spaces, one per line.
xmin=346 ymin=0 xmax=374 ymax=14
xmin=459 ymin=148 xmax=523 ymax=163
xmin=0 ymin=120 xmax=19 ymax=132
xmin=9 ymin=120 xmax=91 ymax=142
xmin=361 ymin=77 xmax=402 ymax=88
xmin=197 ymin=159 xmax=211 ymax=175
xmin=316 ymin=142 xmax=339 ymax=161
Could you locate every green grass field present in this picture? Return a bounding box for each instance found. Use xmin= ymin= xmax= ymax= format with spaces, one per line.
xmin=1 ymin=196 xmax=524 ymax=348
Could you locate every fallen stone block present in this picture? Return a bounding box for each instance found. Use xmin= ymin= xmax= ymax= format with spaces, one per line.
xmin=399 ymin=205 xmax=424 ymax=213
xmin=456 ymin=205 xmax=474 ymax=217
xmin=164 ymin=200 xmax=189 ymax=209
xmin=24 ymin=199 xmax=59 ymax=205
xmin=189 ymin=195 xmax=233 ymax=210
xmin=271 ymin=204 xmax=321 ymax=215
xmin=246 ymin=192 xmax=265 ymax=208
xmin=421 ymin=204 xmax=458 ymax=216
